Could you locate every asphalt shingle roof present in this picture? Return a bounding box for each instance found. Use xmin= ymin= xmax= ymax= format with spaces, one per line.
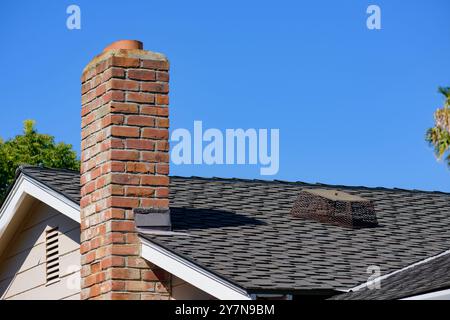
xmin=20 ymin=166 xmax=81 ymax=203
xmin=332 ymin=251 xmax=450 ymax=300
xmin=18 ymin=166 xmax=450 ymax=294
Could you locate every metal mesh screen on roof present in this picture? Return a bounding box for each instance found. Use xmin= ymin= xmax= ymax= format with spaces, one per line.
xmin=291 ymin=189 xmax=378 ymax=228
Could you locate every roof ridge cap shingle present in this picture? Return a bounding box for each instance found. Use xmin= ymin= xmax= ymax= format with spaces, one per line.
xmin=19 ymin=165 xmax=80 ymax=174
xmin=16 ymin=167 xmax=450 ymax=196
xmin=170 ymin=175 xmax=450 ymax=195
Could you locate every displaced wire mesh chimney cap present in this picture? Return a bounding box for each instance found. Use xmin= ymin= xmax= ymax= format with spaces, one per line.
xmin=291 ymin=188 xmax=378 ymax=228
xmin=301 ymin=189 xmax=369 ymax=202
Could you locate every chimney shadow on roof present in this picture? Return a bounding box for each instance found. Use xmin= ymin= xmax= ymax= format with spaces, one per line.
xmin=169 ymin=207 xmax=265 ymax=231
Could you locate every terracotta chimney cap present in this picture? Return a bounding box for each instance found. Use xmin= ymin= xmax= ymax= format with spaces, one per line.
xmin=103 ymin=40 xmax=143 ymax=52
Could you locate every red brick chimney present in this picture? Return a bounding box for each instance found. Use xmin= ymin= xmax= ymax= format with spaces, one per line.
xmin=80 ymin=40 xmax=171 ymax=300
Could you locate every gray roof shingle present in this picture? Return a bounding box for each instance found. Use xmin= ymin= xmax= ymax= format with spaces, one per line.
xmin=332 ymin=251 xmax=450 ymax=300
xmin=20 ymin=166 xmax=81 ymax=203
xmin=18 ymin=166 xmax=450 ymax=294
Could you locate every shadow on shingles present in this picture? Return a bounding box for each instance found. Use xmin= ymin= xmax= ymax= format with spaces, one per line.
xmin=169 ymin=207 xmax=265 ymax=231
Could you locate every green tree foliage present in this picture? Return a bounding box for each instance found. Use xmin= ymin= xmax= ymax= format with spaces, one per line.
xmin=0 ymin=120 xmax=79 ymax=202
xmin=426 ymin=87 xmax=450 ymax=166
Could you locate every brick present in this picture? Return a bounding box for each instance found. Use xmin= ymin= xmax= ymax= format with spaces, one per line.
xmin=125 ymin=233 xmax=139 ymax=243
xmin=110 ymin=197 xmax=139 ymax=208
xmin=95 ymin=175 xmax=112 ymax=189
xmin=84 ymin=251 xmax=96 ymax=264
xmin=102 ymin=90 xmax=125 ymax=103
xmin=141 ymin=82 xmax=169 ymax=93
xmin=108 ymin=161 xmax=126 ymax=172
xmin=101 ymin=115 xmax=124 ymax=127
xmin=110 ymin=173 xmax=140 ymax=185
xmin=156 ymin=94 xmax=169 ymax=105
xmin=109 ymin=292 xmax=141 ymax=300
xmin=127 ymin=281 xmax=154 ymax=292
xmin=128 ymin=69 xmax=155 ymax=81
xmin=111 ymin=56 xmax=140 ymax=68
xmin=81 ymin=90 xmax=96 ymax=105
xmin=100 ymin=280 xmax=126 ymax=293
xmin=111 ymin=126 xmax=140 ymax=138
xmin=111 ymin=245 xmax=140 ymax=256
xmin=110 ymin=150 xmax=140 ymax=161
xmin=127 ymin=92 xmax=155 ymax=104
xmin=101 ymin=208 xmax=125 ymax=220
xmin=80 ymin=195 xmax=91 ymax=209
xmin=92 ymin=74 xmax=103 ymax=89
xmin=100 ymin=256 xmax=125 ymax=269
xmin=140 ymin=175 xmax=169 ymax=186
xmin=156 ymin=118 xmax=169 ymax=128
xmin=142 ymin=269 xmax=170 ymax=282
xmin=111 ymin=184 xmax=124 ymax=196
xmin=126 ymin=115 xmax=155 ymax=127
xmin=127 ymin=257 xmax=150 ymax=269
xmin=141 ymin=128 xmax=169 ymax=139
xmin=126 ymin=139 xmax=155 ymax=150
xmin=110 ymin=220 xmax=135 ymax=232
xmin=141 ymin=151 xmax=169 ymax=163
xmin=155 ymin=188 xmax=169 ymax=198
xmin=102 ymin=67 xmax=126 ymax=81
xmin=83 ymin=181 xmax=96 ymax=196
xmin=82 ymin=82 xmax=91 ymax=95
xmin=104 ymin=232 xmax=126 ymax=244
xmin=96 ymin=83 xmax=106 ymax=97
xmin=110 ymin=102 xmax=139 ymax=114
xmin=141 ymin=106 xmax=169 ymax=116
xmin=125 ymin=186 xmax=155 ymax=197
xmin=156 ymin=71 xmax=169 ymax=81
xmin=80 ymin=242 xmax=91 ymax=255
xmin=142 ymin=59 xmax=169 ymax=70
xmin=141 ymin=293 xmax=170 ymax=300
xmin=156 ymin=164 xmax=169 ymax=175
xmin=156 ymin=141 xmax=169 ymax=151
xmin=127 ymin=162 xmax=155 ymax=173
xmin=88 ymin=284 xmax=102 ymax=298
xmin=140 ymin=198 xmax=169 ymax=208
xmin=96 ymin=60 xmax=109 ymax=74
xmin=81 ymin=67 xmax=96 ymax=83
xmin=141 ymin=270 xmax=158 ymax=281
xmin=108 ymin=79 xmax=139 ymax=91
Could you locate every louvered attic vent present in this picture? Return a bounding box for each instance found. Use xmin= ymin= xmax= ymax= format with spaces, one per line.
xmin=291 ymin=189 xmax=378 ymax=228
xmin=45 ymin=227 xmax=60 ymax=285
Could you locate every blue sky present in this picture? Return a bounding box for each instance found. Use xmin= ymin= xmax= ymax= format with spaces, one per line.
xmin=0 ymin=1 xmax=449 ymax=191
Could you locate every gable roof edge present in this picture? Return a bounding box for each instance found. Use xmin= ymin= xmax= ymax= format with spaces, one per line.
xmin=140 ymin=237 xmax=252 ymax=300
xmin=346 ymin=248 xmax=450 ymax=293
xmin=0 ymin=172 xmax=80 ymax=245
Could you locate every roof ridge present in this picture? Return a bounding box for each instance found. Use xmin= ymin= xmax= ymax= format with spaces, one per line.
xmin=17 ymin=166 xmax=450 ymax=196
xmin=19 ymin=165 xmax=80 ymax=174
xmin=170 ymin=175 xmax=450 ymax=195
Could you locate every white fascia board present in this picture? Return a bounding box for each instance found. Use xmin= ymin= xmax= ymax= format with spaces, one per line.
xmin=402 ymin=288 xmax=450 ymax=300
xmin=0 ymin=173 xmax=80 ymax=240
xmin=140 ymin=238 xmax=252 ymax=300
xmin=21 ymin=174 xmax=80 ymax=223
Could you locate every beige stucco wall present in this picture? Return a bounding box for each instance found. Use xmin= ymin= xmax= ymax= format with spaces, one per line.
xmin=0 ymin=200 xmax=81 ymax=300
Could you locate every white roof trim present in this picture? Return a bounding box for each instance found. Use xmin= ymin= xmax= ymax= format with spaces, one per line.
xmin=0 ymin=173 xmax=80 ymax=241
xmin=347 ymin=249 xmax=450 ymax=293
xmin=140 ymin=237 xmax=252 ymax=300
xmin=402 ymin=288 xmax=450 ymax=300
